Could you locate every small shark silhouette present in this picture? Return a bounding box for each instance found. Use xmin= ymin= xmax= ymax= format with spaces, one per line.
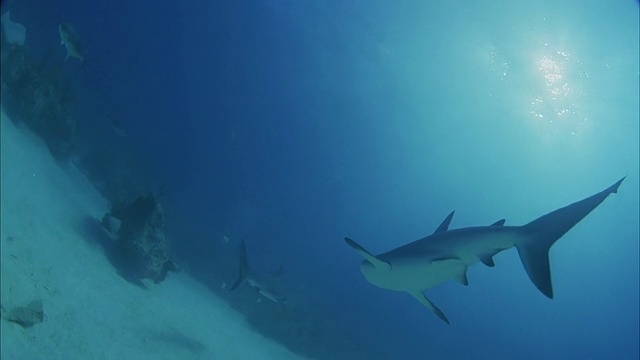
xmin=229 ymin=241 xmax=286 ymax=304
xmin=345 ymin=177 xmax=625 ymax=324
xmin=59 ymin=22 xmax=83 ymax=63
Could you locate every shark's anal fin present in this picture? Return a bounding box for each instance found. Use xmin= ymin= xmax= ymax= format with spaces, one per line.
xmin=449 ymin=261 xmax=468 ymax=285
xmin=433 ymin=211 xmax=455 ymax=234
xmin=479 ymin=253 xmax=496 ymax=267
xmin=344 ymin=238 xmax=391 ymax=271
xmin=409 ymin=291 xmax=450 ymax=324
xmin=456 ymin=267 xmax=469 ymax=286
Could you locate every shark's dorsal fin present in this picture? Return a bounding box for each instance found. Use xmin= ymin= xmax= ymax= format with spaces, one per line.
xmin=433 ymin=211 xmax=455 ymax=234
xmin=344 ymin=238 xmax=391 ymax=271
xmin=409 ymin=290 xmax=450 ymax=324
xmin=229 ymin=241 xmax=250 ymax=291
xmin=491 ymin=219 xmax=506 ymax=226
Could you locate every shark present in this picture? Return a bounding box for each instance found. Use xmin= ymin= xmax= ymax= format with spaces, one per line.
xmin=345 ymin=177 xmax=625 ymax=324
xmin=59 ymin=22 xmax=83 ymax=63
xmin=229 ymin=241 xmax=286 ymax=304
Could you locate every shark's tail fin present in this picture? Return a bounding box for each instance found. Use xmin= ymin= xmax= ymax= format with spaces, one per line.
xmin=229 ymin=240 xmax=250 ymax=291
xmin=516 ymin=177 xmax=625 ymax=298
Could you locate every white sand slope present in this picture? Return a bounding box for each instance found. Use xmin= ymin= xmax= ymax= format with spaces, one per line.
xmin=0 ymin=110 xmax=307 ymax=360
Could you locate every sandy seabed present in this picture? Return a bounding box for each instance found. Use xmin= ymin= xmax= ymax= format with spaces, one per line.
xmin=0 ymin=110 xmax=306 ymax=360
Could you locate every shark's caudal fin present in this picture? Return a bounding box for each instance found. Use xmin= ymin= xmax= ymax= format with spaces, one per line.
xmin=516 ymin=177 xmax=625 ymax=298
xmin=230 ymin=240 xmax=250 ymax=291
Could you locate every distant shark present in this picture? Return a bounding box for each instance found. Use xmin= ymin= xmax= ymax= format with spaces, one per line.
xmin=345 ymin=177 xmax=625 ymax=324
xmin=230 ymin=241 xmax=286 ymax=304
xmin=59 ymin=22 xmax=83 ymax=63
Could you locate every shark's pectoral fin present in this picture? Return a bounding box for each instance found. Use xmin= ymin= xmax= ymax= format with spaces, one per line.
xmin=409 ymin=290 xmax=450 ymax=324
xmin=344 ymin=238 xmax=391 ymax=271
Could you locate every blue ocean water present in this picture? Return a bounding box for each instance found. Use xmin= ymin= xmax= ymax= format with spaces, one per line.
xmin=2 ymin=0 xmax=638 ymax=359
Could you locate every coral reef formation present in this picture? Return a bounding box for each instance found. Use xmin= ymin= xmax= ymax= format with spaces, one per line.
xmin=102 ymin=194 xmax=180 ymax=283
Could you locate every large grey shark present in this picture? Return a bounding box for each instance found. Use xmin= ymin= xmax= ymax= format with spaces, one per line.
xmin=345 ymin=177 xmax=625 ymax=324
xmin=229 ymin=241 xmax=286 ymax=304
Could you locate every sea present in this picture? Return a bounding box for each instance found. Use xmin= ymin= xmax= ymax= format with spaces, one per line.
xmin=1 ymin=0 xmax=638 ymax=359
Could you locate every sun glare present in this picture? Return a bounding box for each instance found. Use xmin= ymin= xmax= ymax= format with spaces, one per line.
xmin=529 ymin=44 xmax=588 ymax=136
xmin=481 ymin=37 xmax=589 ymax=138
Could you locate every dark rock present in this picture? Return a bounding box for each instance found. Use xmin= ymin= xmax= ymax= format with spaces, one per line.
xmin=105 ymin=194 xmax=179 ymax=283
xmin=4 ymin=300 xmax=44 ymax=328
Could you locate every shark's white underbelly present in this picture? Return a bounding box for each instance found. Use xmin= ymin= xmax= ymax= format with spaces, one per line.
xmin=375 ymin=258 xmax=466 ymax=291
xmin=364 ymin=228 xmax=524 ymax=292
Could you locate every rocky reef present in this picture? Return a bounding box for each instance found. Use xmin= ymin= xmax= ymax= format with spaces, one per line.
xmin=1 ymin=38 xmax=76 ymax=158
xmin=1 ymin=300 xmax=45 ymax=328
xmin=102 ymin=194 xmax=180 ymax=283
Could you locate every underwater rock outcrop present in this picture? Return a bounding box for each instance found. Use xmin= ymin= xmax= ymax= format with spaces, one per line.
xmin=1 ymin=300 xmax=45 ymax=328
xmin=1 ymin=11 xmax=26 ymax=46
xmin=1 ymin=25 xmax=76 ymax=158
xmin=102 ymin=194 xmax=180 ymax=283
